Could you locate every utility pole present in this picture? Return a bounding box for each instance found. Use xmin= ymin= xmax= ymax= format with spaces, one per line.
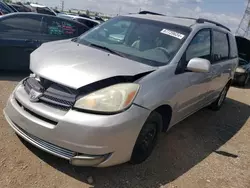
xmin=61 ymin=0 xmax=64 ymax=12
xmin=118 ymin=6 xmax=121 ymax=15
xmin=236 ymin=0 xmax=250 ymax=38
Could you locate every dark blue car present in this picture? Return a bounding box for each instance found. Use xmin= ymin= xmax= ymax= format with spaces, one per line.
xmin=0 ymin=13 xmax=89 ymax=71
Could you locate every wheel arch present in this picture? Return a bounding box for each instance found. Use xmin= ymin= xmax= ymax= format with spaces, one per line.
xmin=153 ymin=104 xmax=173 ymax=132
xmin=227 ymin=79 xmax=233 ymax=87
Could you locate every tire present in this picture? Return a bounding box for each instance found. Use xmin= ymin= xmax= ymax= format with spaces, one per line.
xmin=130 ymin=112 xmax=162 ymax=164
xmin=209 ymin=83 xmax=230 ymax=111
xmin=239 ymin=74 xmax=249 ymax=87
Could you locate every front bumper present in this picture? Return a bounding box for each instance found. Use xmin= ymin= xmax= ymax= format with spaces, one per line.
xmin=4 ymin=83 xmax=150 ymax=167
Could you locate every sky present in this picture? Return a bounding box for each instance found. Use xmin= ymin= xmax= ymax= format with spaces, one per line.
xmin=24 ymin=0 xmax=247 ymax=32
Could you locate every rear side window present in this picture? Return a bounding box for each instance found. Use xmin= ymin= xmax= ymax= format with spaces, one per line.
xmin=186 ymin=29 xmax=211 ymax=61
xmin=0 ymin=16 xmax=42 ymax=34
xmin=213 ymin=31 xmax=229 ymax=62
xmin=75 ymin=18 xmax=98 ymax=28
xmin=36 ymin=7 xmax=55 ymax=16
xmin=78 ymin=25 xmax=89 ymax=35
xmin=43 ymin=17 xmax=80 ymax=37
xmin=228 ymin=34 xmax=238 ymax=58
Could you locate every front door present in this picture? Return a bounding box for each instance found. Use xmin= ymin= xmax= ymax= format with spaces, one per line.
xmin=172 ymin=29 xmax=212 ymax=124
xmin=0 ymin=14 xmax=43 ymax=71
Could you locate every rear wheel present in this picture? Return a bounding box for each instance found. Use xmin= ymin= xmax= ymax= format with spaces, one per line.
xmin=130 ymin=112 xmax=162 ymax=164
xmin=209 ymin=83 xmax=230 ymax=111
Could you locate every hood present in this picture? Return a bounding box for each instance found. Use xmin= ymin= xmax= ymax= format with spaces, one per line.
xmin=30 ymin=40 xmax=156 ymax=89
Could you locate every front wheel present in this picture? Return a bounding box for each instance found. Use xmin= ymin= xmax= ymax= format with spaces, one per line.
xmin=209 ymin=84 xmax=230 ymax=111
xmin=130 ymin=112 xmax=162 ymax=164
xmin=239 ymin=74 xmax=249 ymax=87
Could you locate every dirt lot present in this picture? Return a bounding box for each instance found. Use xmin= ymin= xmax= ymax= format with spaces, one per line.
xmin=0 ymin=73 xmax=249 ymax=188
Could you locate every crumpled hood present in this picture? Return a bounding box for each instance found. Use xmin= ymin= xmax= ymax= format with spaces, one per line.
xmin=30 ymin=40 xmax=156 ymax=89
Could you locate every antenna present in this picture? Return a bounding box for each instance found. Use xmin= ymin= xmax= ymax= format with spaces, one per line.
xmin=236 ymin=0 xmax=250 ymax=38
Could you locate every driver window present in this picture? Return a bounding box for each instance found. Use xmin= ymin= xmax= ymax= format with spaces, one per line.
xmin=186 ymin=29 xmax=211 ymax=62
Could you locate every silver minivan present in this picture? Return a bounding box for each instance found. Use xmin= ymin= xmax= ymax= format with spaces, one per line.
xmin=4 ymin=12 xmax=238 ymax=167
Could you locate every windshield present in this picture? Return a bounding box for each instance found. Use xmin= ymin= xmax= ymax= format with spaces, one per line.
xmin=76 ymin=16 xmax=190 ymax=66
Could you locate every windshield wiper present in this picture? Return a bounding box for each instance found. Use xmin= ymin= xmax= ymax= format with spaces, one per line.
xmin=88 ymin=43 xmax=126 ymax=58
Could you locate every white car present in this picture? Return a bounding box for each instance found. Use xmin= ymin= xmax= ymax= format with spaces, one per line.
xmin=4 ymin=12 xmax=238 ymax=167
xmin=28 ymin=3 xmax=57 ymax=16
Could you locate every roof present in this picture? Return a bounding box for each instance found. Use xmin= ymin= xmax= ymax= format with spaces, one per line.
xmin=30 ymin=3 xmax=46 ymax=8
xmin=58 ymin=14 xmax=100 ymax=24
xmin=125 ymin=14 xmax=196 ymax=27
xmin=125 ymin=14 xmax=231 ymax=32
xmin=72 ymin=16 xmax=100 ymax=24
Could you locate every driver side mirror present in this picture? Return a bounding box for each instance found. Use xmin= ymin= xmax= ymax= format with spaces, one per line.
xmin=186 ymin=58 xmax=211 ymax=73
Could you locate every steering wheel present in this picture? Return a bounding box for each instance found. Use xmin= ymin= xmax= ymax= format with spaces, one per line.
xmin=154 ymin=47 xmax=171 ymax=59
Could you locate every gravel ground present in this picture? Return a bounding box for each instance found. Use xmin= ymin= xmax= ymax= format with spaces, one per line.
xmin=0 ymin=72 xmax=249 ymax=188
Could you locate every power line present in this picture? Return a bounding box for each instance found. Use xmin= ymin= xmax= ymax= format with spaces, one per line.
xmin=236 ymin=0 xmax=250 ymax=37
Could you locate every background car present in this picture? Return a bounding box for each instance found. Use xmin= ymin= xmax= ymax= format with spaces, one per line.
xmin=0 ymin=13 xmax=89 ymax=71
xmin=93 ymin=16 xmax=105 ymax=22
xmin=6 ymin=3 xmax=18 ymax=12
xmin=234 ymin=58 xmax=250 ymax=86
xmin=7 ymin=3 xmax=32 ymax=12
xmin=0 ymin=1 xmax=14 ymax=15
xmin=29 ymin=3 xmax=57 ymax=16
xmin=58 ymin=14 xmax=100 ymax=28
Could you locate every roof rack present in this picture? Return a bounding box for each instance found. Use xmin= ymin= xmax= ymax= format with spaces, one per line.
xmin=137 ymin=12 xmax=231 ymax=32
xmin=196 ymin=18 xmax=231 ymax=32
xmin=138 ymin=11 xmax=165 ymax=16
xmin=174 ymin=16 xmax=231 ymax=31
xmin=174 ymin=16 xmax=197 ymax=20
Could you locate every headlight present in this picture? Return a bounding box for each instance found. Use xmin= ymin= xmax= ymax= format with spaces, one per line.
xmin=74 ymin=83 xmax=140 ymax=113
xmin=29 ymin=73 xmax=41 ymax=82
xmin=236 ymin=67 xmax=246 ymax=73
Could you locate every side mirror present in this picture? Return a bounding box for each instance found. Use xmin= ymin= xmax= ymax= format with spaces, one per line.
xmin=186 ymin=58 xmax=211 ymax=73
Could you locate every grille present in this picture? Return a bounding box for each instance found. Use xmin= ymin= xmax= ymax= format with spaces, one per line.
xmin=23 ymin=77 xmax=77 ymax=110
xmin=13 ymin=122 xmax=76 ymax=159
xmin=40 ymin=94 xmax=74 ymax=107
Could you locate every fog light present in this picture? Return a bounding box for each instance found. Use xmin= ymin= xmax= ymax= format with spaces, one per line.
xmin=70 ymin=154 xmax=110 ymax=166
